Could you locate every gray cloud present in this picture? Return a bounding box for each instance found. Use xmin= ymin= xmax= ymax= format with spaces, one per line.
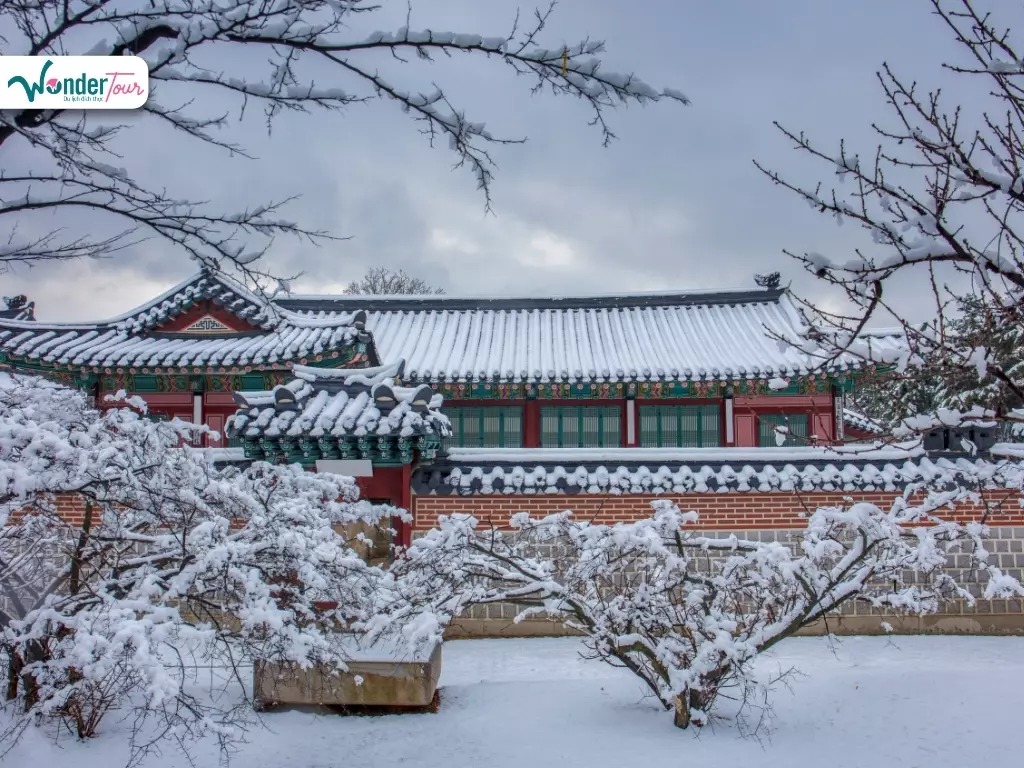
xmin=1 ymin=0 xmax=1007 ymax=323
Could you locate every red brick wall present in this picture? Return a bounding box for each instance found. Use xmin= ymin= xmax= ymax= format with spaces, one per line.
xmin=32 ymin=488 xmax=1024 ymax=533
xmin=412 ymin=490 xmax=1024 ymax=531
xmin=52 ymin=494 xmax=90 ymax=526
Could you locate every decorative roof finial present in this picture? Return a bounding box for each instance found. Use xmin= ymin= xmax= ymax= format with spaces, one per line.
xmin=1 ymin=295 xmax=34 ymax=320
xmin=754 ymin=272 xmax=781 ymax=289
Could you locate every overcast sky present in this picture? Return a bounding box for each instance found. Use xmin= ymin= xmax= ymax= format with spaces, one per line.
xmin=0 ymin=0 xmax=1008 ymax=321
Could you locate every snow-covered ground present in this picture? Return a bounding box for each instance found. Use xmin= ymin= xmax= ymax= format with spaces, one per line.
xmin=10 ymin=635 xmax=1023 ymax=768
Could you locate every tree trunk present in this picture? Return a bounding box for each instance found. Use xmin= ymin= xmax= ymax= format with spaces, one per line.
xmin=21 ymin=639 xmax=46 ymax=711
xmin=5 ymin=649 xmax=20 ymax=701
xmin=672 ymin=690 xmax=708 ymax=729
xmin=673 ymin=694 xmax=692 ymax=728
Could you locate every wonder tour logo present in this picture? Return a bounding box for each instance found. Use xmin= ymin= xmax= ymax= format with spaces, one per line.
xmin=1 ymin=56 xmax=148 ymax=109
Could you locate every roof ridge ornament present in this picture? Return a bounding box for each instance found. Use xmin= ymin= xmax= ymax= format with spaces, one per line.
xmin=181 ymin=314 xmax=236 ymax=334
xmin=754 ymin=272 xmax=782 ymax=289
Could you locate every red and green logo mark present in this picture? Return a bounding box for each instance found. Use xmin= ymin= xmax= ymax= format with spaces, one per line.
xmin=8 ymin=59 xmax=145 ymax=103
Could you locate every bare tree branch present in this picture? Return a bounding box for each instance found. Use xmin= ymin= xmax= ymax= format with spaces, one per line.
xmin=0 ymin=0 xmax=687 ymax=287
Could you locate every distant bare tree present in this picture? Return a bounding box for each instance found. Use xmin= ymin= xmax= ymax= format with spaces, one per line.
xmin=343 ymin=267 xmax=444 ymax=296
xmin=757 ymin=0 xmax=1024 ymax=441
xmin=0 ymin=1 xmax=687 ymax=288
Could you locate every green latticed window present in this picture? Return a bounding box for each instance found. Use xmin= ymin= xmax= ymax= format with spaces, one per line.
xmin=540 ymin=406 xmax=621 ymax=448
xmin=443 ymin=406 xmax=523 ymax=448
xmin=639 ymin=405 xmax=720 ymax=448
xmin=758 ymin=413 xmax=809 ymax=447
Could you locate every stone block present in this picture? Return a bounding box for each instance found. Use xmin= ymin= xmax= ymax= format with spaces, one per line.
xmin=253 ymin=639 xmax=442 ymax=710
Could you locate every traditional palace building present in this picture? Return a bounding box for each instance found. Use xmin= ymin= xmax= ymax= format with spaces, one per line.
xmin=1 ymin=271 xmax=1017 ymax=557
xmin=6 ymin=270 xmax=1024 ymax=633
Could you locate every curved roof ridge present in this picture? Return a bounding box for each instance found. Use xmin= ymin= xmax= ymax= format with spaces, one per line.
xmin=277 ymin=287 xmax=787 ymax=314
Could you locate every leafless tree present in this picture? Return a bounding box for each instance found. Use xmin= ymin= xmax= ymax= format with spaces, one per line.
xmin=756 ymin=0 xmax=1024 ymax=439
xmin=0 ymin=0 xmax=687 ymax=288
xmin=343 ymin=266 xmax=443 ymax=295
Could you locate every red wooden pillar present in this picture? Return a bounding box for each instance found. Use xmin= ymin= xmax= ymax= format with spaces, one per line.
xmin=398 ymin=463 xmax=412 ymax=548
xmin=623 ymin=397 xmax=638 ymax=447
xmin=524 ymin=399 xmax=541 ymax=447
xmin=831 ymin=383 xmax=843 ymax=445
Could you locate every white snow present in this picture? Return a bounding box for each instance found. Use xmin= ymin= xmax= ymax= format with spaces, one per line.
xmin=232 ymin=366 xmax=450 ymax=440
xmin=359 ymin=298 xmax=862 ymax=383
xmin=3 ymin=270 xmax=909 ymax=382
xmin=991 ymin=442 xmax=1024 ymax=459
xmin=843 ymin=407 xmax=884 ymax=434
xmin=434 ymin=444 xmax=1020 ymax=495
xmin=8 ymin=636 xmax=1022 ymax=768
xmin=279 ymin=288 xmax=905 ymax=384
xmin=188 ymin=447 xmax=247 ymax=462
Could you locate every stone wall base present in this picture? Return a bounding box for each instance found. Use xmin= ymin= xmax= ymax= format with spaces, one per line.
xmin=439 ymin=523 xmax=1024 ymax=640
xmin=445 ymin=613 xmax=1024 ymax=640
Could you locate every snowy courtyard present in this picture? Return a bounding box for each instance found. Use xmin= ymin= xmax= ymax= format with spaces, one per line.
xmin=10 ymin=635 xmax=1023 ymax=768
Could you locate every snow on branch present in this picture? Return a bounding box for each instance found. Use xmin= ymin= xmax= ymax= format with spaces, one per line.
xmin=755 ymin=0 xmax=1024 ymax=441
xmin=0 ymin=372 xmax=402 ymax=762
xmin=0 ymin=0 xmax=686 ymax=284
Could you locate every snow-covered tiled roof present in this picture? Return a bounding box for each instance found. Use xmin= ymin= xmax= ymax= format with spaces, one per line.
xmin=991 ymin=442 xmax=1024 ymax=459
xmin=0 ymin=318 xmax=366 ymax=371
xmin=0 ymin=272 xmax=907 ymax=381
xmin=279 ymin=288 xmax=905 ymax=384
xmin=229 ymin=362 xmax=450 ymax=440
xmin=412 ymin=445 xmax=1020 ymax=496
xmin=843 ymin=408 xmax=884 ymax=435
xmin=107 ymin=271 xmax=277 ymax=332
xmin=0 ymin=272 xmax=369 ymax=371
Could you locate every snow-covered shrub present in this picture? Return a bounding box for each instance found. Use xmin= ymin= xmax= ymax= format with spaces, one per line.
xmin=0 ymin=373 xmax=396 ymax=759
xmin=387 ymin=486 xmax=1024 ymax=730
